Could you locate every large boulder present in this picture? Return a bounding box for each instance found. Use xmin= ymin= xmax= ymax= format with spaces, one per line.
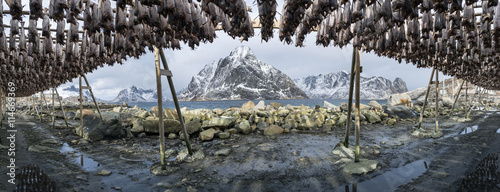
xmin=199 ymin=128 xmax=218 ymax=141
xmin=298 ymin=115 xmax=316 ymax=130
xmin=133 ymin=110 xmax=150 ymax=119
xmin=201 ymin=117 xmax=235 ymax=130
xmin=387 ymin=93 xmax=413 ymax=107
xmin=385 ymin=106 xmax=418 ymax=119
xmin=141 ymin=118 xmax=182 ymax=134
xmin=364 ymin=110 xmax=381 ymax=123
xmin=164 ymin=108 xmax=179 ymax=120
xmin=323 ymin=101 xmax=340 ymax=111
xmin=241 ymin=101 xmax=255 ymax=110
xmin=237 ymin=120 xmax=252 ymax=134
xmin=76 ymin=112 xmax=123 ymax=141
xmin=270 ymin=102 xmax=283 ymax=109
xmin=254 ymin=101 xmax=265 ymax=110
xmin=149 ymin=106 xmax=160 ymax=117
xmin=368 ymin=100 xmax=382 ymax=111
xmin=74 ymin=109 xmax=93 ymax=119
xmin=264 ymin=125 xmax=284 ymax=136
xmin=185 ymin=118 xmax=202 ymax=134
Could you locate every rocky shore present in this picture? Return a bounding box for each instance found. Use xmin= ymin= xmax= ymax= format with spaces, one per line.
xmin=17 ymin=94 xmax=500 ymax=143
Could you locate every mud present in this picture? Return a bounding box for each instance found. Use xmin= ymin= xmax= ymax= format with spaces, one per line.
xmin=1 ymin=110 xmax=499 ymax=192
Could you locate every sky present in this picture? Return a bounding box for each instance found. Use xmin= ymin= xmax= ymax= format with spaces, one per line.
xmin=5 ymin=0 xmax=448 ymax=100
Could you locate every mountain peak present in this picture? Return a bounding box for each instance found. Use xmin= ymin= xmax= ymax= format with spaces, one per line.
xmin=229 ymin=46 xmax=255 ymax=59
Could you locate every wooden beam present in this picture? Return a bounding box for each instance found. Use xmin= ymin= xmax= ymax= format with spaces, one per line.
xmin=354 ymin=48 xmax=361 ymax=163
xmin=416 ymin=68 xmax=436 ymax=130
xmin=154 ymin=46 xmax=166 ymax=170
xmin=344 ymin=47 xmax=356 ymax=148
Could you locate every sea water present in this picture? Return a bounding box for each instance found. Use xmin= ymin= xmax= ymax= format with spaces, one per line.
xmin=121 ymin=99 xmax=387 ymax=111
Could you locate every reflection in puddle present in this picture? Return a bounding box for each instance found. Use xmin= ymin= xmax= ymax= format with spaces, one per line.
xmin=60 ymin=143 xmax=100 ymax=171
xmin=336 ymin=160 xmax=428 ymax=192
xmin=460 ymin=125 xmax=479 ymax=135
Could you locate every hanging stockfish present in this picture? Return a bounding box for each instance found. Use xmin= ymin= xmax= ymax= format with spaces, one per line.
xmin=10 ymin=19 xmax=20 ymax=36
xmin=334 ymin=6 xmax=343 ymax=31
xmin=100 ymin=0 xmax=114 ymax=30
xmin=257 ymin=0 xmax=277 ymax=42
xmin=462 ymin=4 xmax=475 ymax=31
xmin=352 ymin=0 xmax=365 ymax=22
xmin=342 ymin=1 xmax=351 ymax=28
xmin=449 ymin=0 xmax=462 ymax=12
xmin=19 ymin=23 xmax=27 ymax=51
xmin=44 ymin=35 xmax=53 ymax=55
xmin=115 ymin=7 xmax=128 ymax=34
xmin=361 ymin=4 xmax=375 ymax=35
xmin=150 ymin=6 xmax=161 ymax=28
xmin=56 ymin=20 xmax=65 ymax=44
xmin=433 ymin=12 xmax=446 ymax=37
xmin=10 ymin=0 xmax=23 ymax=20
xmin=90 ymin=3 xmax=101 ymax=33
xmin=135 ymin=0 xmax=150 ymax=24
xmin=378 ymin=0 xmax=392 ymax=21
xmin=30 ymin=0 xmax=44 ymax=19
xmin=70 ymin=23 xmax=79 ymax=42
xmin=52 ymin=0 xmax=68 ymax=21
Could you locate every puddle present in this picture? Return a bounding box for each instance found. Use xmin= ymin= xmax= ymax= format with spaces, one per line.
xmin=497 ymin=129 xmax=500 ymax=134
xmin=460 ymin=125 xmax=479 ymax=135
xmin=336 ymin=160 xmax=428 ymax=192
xmin=60 ymin=143 xmax=100 ymax=171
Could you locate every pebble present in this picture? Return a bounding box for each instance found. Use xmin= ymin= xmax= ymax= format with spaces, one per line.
xmin=373 ymin=149 xmax=381 ymax=156
xmin=76 ymin=175 xmax=88 ymax=181
xmin=113 ymin=187 xmax=122 ymax=190
xmin=215 ymin=148 xmax=231 ymax=156
xmin=453 ymin=137 xmax=459 ymax=141
xmin=186 ymin=186 xmax=198 ymax=192
xmin=232 ymin=145 xmax=240 ymax=148
xmin=380 ymin=141 xmax=386 ymax=145
xmin=372 ymin=145 xmax=381 ymax=149
xmin=193 ymin=169 xmax=202 ymax=173
xmin=168 ymin=133 xmax=177 ymax=139
xmin=97 ymin=170 xmax=112 ymax=176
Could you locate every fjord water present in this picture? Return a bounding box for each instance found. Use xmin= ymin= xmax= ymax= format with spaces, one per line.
xmin=122 ymin=99 xmax=387 ymax=111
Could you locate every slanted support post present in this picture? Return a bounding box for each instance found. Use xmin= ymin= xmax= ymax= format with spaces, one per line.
xmin=154 ymin=47 xmax=167 ymax=170
xmin=55 ymin=88 xmax=70 ymax=128
xmin=34 ymin=94 xmax=42 ymax=121
xmin=79 ymin=74 xmax=83 ymax=136
xmin=158 ymin=47 xmax=193 ymax=156
xmin=416 ymin=68 xmax=436 ymax=130
xmin=434 ymin=69 xmax=439 ymax=133
xmin=354 ymin=48 xmax=361 ymax=163
xmin=52 ymin=88 xmax=55 ymax=128
xmin=82 ymin=75 xmax=103 ymax=120
xmin=343 ymin=48 xmax=357 ymax=148
xmin=450 ymin=80 xmax=465 ymax=116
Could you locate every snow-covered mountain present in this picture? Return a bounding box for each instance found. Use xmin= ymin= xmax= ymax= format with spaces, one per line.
xmin=178 ymin=46 xmax=309 ymax=101
xmin=111 ymin=86 xmax=169 ymax=103
xmin=294 ymin=71 xmax=408 ymax=100
xmin=57 ymin=85 xmax=97 ymax=102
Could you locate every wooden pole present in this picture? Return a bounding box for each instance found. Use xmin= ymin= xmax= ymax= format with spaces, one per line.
xmin=55 ymin=88 xmax=70 ymax=128
xmin=52 ymin=88 xmax=55 ymax=128
xmin=34 ymin=94 xmax=42 ymax=121
xmin=158 ymin=48 xmax=193 ymax=155
xmin=79 ymin=74 xmax=84 ymax=136
xmin=82 ymin=75 xmax=103 ymax=120
xmin=465 ymin=81 xmax=468 ymax=111
xmin=466 ymin=89 xmax=485 ymax=118
xmin=343 ymin=48 xmax=357 ymax=148
xmin=416 ymin=68 xmax=436 ymax=130
xmin=450 ymin=80 xmax=465 ymax=116
xmin=354 ymin=48 xmax=361 ymax=163
xmin=154 ymin=47 xmax=166 ymax=170
xmin=434 ymin=70 xmax=439 ymax=133
xmin=41 ymin=91 xmax=50 ymax=115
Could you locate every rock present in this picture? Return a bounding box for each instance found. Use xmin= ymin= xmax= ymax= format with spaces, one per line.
xmin=164 ymin=108 xmax=179 ymax=120
xmin=387 ymin=118 xmax=396 ymax=126
xmin=339 ymin=102 xmax=348 ymax=111
xmin=256 ymin=122 xmax=269 ymax=131
xmin=97 ymin=170 xmax=112 ymax=176
xmin=387 ymin=93 xmax=413 ymax=107
xmin=199 ymin=128 xmax=218 ymax=141
xmin=76 ymin=175 xmax=88 ymax=181
xmin=364 ymin=110 xmax=381 ymax=123
xmin=201 ymin=117 xmax=235 ymax=130
xmin=76 ymin=112 xmax=123 ymax=141
xmin=185 ymin=118 xmax=202 ymax=134
xmin=298 ymin=115 xmax=316 ymax=130
xmin=241 ymin=101 xmax=255 ymax=110
xmin=332 ymin=146 xmax=355 ymax=159
xmin=237 ymin=120 xmax=252 ymax=134
xmin=368 ymin=100 xmax=382 ymax=111
xmin=142 ymin=118 xmax=182 ymax=134
xmin=75 ymin=109 xmax=93 ymax=119
xmin=257 ymin=143 xmax=274 ymax=151
xmin=134 ymin=110 xmax=149 ymax=119
xmin=227 ymin=128 xmax=238 ymax=134
xmin=218 ymin=132 xmax=230 ymax=139
xmin=138 ymin=133 xmax=146 ymax=138
xmin=385 ymin=106 xmax=418 ymax=119
xmin=131 ymin=119 xmax=144 ymax=133
xmin=270 ymin=102 xmax=283 ymax=109
xmin=373 ymin=149 xmax=381 ymax=156
xmin=264 ymin=125 xmax=284 ymax=136
xmin=40 ymin=138 xmax=58 ymax=145
xmin=355 ymin=103 xmax=370 ymax=110
xmin=112 ymin=107 xmax=123 ymax=113
xmin=337 ymin=115 xmax=348 ymax=127
xmin=342 ymin=159 xmax=379 ymax=175
xmin=322 ymin=124 xmax=333 ymax=132
xmin=212 ymin=108 xmax=224 ymax=116
xmin=113 ymin=187 xmax=122 ymax=190
xmin=215 ymin=148 xmax=231 ymax=156
xmin=150 ymin=106 xmax=160 ymax=117
xmin=28 ymin=145 xmax=59 ymax=153
xmin=323 ymin=101 xmax=340 ymax=111
xmin=254 ymin=100 xmax=265 ymax=110
xmin=168 ymin=133 xmax=177 ymax=139
xmin=186 ymin=186 xmax=198 ymax=192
